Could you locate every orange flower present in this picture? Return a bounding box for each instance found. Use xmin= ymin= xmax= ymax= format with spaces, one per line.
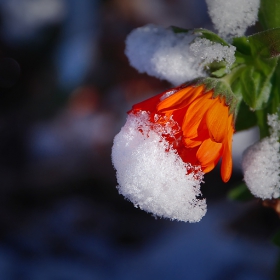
xmin=129 ymin=83 xmax=234 ymax=182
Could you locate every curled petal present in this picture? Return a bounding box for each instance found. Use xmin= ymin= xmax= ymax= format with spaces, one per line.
xmin=206 ymin=97 xmax=228 ymax=143
xmin=157 ymin=85 xmax=204 ymax=113
xmin=221 ymin=142 xmax=232 ymax=182
xmin=128 ymin=83 xmax=235 ymax=182
xmin=196 ymin=138 xmax=223 ymax=172
xmin=182 ymin=91 xmax=213 ymax=140
xmin=221 ymin=115 xmax=234 ymax=182
xmin=130 ymin=93 xmax=163 ymax=113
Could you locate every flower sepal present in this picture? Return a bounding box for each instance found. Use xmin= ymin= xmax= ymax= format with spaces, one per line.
xmin=193 ymin=77 xmax=240 ymax=117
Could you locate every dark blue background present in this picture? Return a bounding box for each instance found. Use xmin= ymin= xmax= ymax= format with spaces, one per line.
xmin=0 ymin=0 xmax=278 ymax=279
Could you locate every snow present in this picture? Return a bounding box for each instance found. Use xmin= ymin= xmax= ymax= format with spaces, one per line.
xmin=112 ymin=112 xmax=206 ymax=222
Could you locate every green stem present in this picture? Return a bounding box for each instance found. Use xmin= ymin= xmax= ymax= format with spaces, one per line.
xmin=222 ymin=64 xmax=246 ymax=86
xmin=256 ymin=109 xmax=270 ymax=138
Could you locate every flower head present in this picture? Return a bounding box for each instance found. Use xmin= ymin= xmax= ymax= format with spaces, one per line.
xmin=112 ymin=111 xmax=206 ymax=222
xmin=129 ymin=83 xmax=234 ymax=182
xmin=112 ymin=82 xmax=235 ymax=222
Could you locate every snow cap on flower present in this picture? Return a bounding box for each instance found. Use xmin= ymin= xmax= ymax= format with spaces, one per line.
xmin=125 ymin=24 xmax=236 ymax=85
xmin=242 ymin=114 xmax=280 ymax=199
xmin=130 ymin=83 xmax=235 ymax=182
xmin=112 ymin=112 xmax=206 ymax=222
xmin=206 ymin=0 xmax=260 ymax=40
xmin=112 ymin=83 xmax=235 ymax=222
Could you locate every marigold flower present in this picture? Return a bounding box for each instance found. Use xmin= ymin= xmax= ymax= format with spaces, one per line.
xmin=129 ymin=83 xmax=234 ymax=182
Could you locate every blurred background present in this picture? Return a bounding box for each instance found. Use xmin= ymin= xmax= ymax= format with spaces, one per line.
xmin=0 ymin=0 xmax=279 ymax=279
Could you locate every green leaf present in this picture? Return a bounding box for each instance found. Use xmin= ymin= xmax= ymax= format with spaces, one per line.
xmin=255 ymin=63 xmax=280 ymax=138
xmin=193 ymin=28 xmax=229 ymax=46
xmin=255 ymin=109 xmax=270 ymax=138
xmin=211 ymin=67 xmax=228 ymax=78
xmin=228 ymin=183 xmax=254 ymax=202
xmin=232 ymin=37 xmax=252 ymax=56
xmin=170 ymin=26 xmax=190 ymax=34
xmin=239 ymin=58 xmax=277 ymax=110
xmin=235 ymin=100 xmax=257 ymax=131
xmin=233 ymin=29 xmax=280 ymax=60
xmin=171 ymin=27 xmax=229 ymax=47
xmin=231 ymin=32 xmax=279 ymax=111
xmin=208 ymin=61 xmax=229 ymax=78
xmin=259 ymin=0 xmax=280 ymax=30
xmin=269 ymin=62 xmax=280 ymax=113
xmin=239 ymin=66 xmax=256 ymax=107
xmin=248 ymin=28 xmax=280 ymax=58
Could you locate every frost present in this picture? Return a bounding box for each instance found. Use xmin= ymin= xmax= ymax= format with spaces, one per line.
xmin=206 ymin=0 xmax=260 ymax=40
xmin=111 ymin=112 xmax=206 ymax=222
xmin=242 ymin=114 xmax=280 ymax=199
xmin=190 ymin=38 xmax=236 ymax=72
xmin=125 ymin=24 xmax=236 ymax=85
xmin=125 ymin=24 xmax=201 ymax=85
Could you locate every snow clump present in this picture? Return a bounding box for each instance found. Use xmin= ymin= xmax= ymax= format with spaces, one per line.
xmin=242 ymin=114 xmax=280 ymax=199
xmin=111 ymin=111 xmax=206 ymax=222
xmin=206 ymin=0 xmax=260 ymax=40
xmin=125 ymin=24 xmax=236 ymax=85
xmin=190 ymin=38 xmax=236 ymax=73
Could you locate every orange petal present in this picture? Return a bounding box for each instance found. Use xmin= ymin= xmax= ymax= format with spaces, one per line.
xmin=129 ymin=91 xmax=165 ymax=114
xmin=202 ymin=161 xmax=216 ymax=173
xmin=177 ymin=146 xmax=200 ymax=166
xmin=220 ymin=144 xmax=232 ymax=182
xmin=206 ymin=98 xmax=228 ymax=143
xmin=196 ymin=138 xmax=223 ymax=172
xmin=184 ymin=137 xmax=202 ymax=148
xmin=221 ymin=116 xmax=234 ymax=182
xmin=157 ymin=85 xmax=204 ymax=113
xmin=182 ymin=91 xmax=214 ymax=139
xmin=171 ymin=107 xmax=188 ymax=127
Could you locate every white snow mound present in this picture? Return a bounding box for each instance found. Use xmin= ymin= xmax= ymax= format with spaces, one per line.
xmin=112 ymin=112 xmax=206 ymax=222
